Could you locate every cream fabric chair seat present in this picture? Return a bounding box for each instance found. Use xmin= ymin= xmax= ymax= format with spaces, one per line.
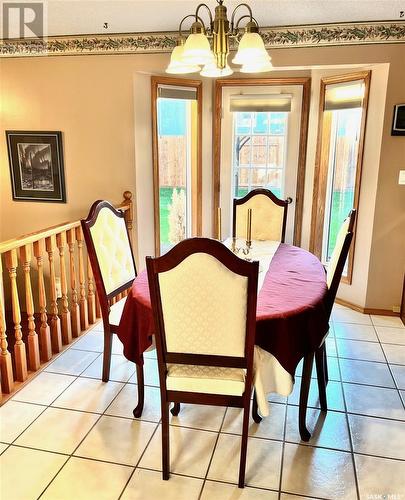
xmin=108 ymin=297 xmax=127 ymax=327
xmin=166 ymin=363 xmax=246 ymax=396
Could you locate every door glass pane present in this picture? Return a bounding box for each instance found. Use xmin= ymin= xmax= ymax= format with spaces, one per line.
xmin=235 ymin=112 xmax=251 ymax=135
xmin=268 ymin=136 xmax=285 ymax=169
xmin=252 ymin=113 xmax=269 ymax=134
xmin=232 ymin=112 xmax=288 ymax=199
xmin=157 ymin=97 xmax=194 ymax=255
xmin=236 ymin=137 xmax=251 ymax=166
xmin=252 ymin=136 xmax=267 ymax=166
xmin=265 ymin=169 xmax=283 ymax=197
xmin=322 ymin=81 xmax=364 ymax=264
xmin=234 ymin=167 xmax=250 ymax=197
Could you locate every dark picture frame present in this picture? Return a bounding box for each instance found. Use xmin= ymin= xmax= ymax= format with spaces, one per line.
xmin=391 ymin=104 xmax=405 ymax=136
xmin=6 ymin=131 xmax=66 ymax=202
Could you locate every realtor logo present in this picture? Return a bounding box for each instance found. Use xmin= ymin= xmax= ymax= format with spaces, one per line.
xmin=2 ymin=2 xmax=46 ymax=39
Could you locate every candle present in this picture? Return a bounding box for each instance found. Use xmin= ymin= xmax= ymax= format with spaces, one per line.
xmin=217 ymin=207 xmax=222 ymax=241
xmin=247 ymin=208 xmax=252 ymax=244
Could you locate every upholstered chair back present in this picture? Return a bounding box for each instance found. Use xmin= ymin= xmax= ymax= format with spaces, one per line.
xmin=233 ymin=189 xmax=291 ymax=243
xmin=158 ymin=252 xmax=248 ymax=357
xmin=325 ymin=209 xmax=356 ymax=315
xmin=326 ymin=216 xmax=351 ymax=289
xmin=86 ymin=202 xmax=136 ymax=296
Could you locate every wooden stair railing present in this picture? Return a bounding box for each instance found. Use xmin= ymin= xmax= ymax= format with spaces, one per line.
xmin=0 ymin=191 xmax=134 ymax=400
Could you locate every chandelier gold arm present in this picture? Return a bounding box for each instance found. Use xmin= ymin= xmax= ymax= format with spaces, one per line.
xmin=178 ymin=14 xmax=206 ymax=38
xmin=195 ymin=3 xmax=214 ymax=32
xmin=233 ymin=14 xmax=259 ymax=34
xmin=230 ymin=3 xmax=254 ymax=31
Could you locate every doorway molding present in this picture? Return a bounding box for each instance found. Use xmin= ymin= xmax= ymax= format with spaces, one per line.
xmin=213 ymin=77 xmax=311 ymax=246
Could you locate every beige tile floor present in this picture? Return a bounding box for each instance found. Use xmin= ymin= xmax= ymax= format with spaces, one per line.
xmin=1 ymin=304 xmax=405 ymax=500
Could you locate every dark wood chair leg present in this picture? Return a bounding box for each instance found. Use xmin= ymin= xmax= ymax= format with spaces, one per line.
xmin=238 ymin=398 xmax=250 ymax=488
xmin=323 ymin=343 xmax=329 ymax=385
xmin=133 ymin=359 xmax=145 ymax=418
xmin=252 ymin=391 xmax=262 ymax=423
xmin=161 ymin=399 xmax=170 ymax=481
xmin=315 ymin=343 xmax=328 ymax=412
xmin=299 ymin=352 xmax=314 ymax=442
xmin=102 ymin=328 xmax=113 ymax=382
xmin=170 ymin=402 xmax=180 ymax=416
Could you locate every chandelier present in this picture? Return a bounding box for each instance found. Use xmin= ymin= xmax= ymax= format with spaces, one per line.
xmin=166 ymin=0 xmax=272 ymax=78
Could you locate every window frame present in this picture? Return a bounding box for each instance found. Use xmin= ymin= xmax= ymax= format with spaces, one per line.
xmin=309 ymin=71 xmax=371 ymax=284
xmin=151 ymin=76 xmax=202 ymax=256
xmin=213 ymin=77 xmax=311 ymax=247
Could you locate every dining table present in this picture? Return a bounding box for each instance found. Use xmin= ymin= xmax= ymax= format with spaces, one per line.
xmin=117 ymin=238 xmax=330 ymax=422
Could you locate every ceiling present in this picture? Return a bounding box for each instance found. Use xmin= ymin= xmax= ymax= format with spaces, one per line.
xmin=7 ymin=0 xmax=404 ymax=37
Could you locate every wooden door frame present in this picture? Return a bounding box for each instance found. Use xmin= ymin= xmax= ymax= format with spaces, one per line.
xmin=309 ymin=71 xmax=371 ymax=284
xmin=212 ymin=77 xmax=311 ymax=247
xmin=151 ymin=75 xmax=203 ymax=256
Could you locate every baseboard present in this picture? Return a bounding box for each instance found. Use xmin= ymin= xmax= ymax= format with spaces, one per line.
xmin=335 ymin=298 xmax=400 ymax=317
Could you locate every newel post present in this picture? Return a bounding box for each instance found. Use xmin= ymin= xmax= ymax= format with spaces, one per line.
xmin=122 ymin=190 xmax=133 ymax=244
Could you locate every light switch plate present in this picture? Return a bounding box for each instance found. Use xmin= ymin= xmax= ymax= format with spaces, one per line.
xmin=399 ymin=170 xmax=405 ymax=185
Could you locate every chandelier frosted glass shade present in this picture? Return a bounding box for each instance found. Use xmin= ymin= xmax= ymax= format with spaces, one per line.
xmin=240 ymin=58 xmax=273 ymax=73
xmin=166 ymin=44 xmax=201 ymax=74
xmin=232 ymin=32 xmax=270 ymax=65
xmin=182 ymin=33 xmax=213 ymax=65
xmin=200 ymin=60 xmax=233 ymax=77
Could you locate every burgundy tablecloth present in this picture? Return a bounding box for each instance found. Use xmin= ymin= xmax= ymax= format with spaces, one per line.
xmin=118 ymin=243 xmax=329 ymax=378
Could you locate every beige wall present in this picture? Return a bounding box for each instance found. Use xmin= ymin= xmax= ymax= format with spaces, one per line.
xmin=0 ymin=43 xmax=404 ymax=310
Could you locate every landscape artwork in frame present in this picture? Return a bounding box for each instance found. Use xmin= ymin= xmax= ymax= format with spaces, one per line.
xmin=6 ymin=131 xmax=66 ymax=202
xmin=391 ymin=104 xmax=405 ymax=136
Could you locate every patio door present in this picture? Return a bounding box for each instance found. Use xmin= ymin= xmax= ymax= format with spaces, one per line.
xmin=215 ymin=80 xmax=310 ymax=245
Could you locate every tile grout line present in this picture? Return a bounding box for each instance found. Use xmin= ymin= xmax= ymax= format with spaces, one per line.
xmin=4 ymin=377 xmax=405 ymax=460
xmin=3 ymin=310 xmax=404 ymax=499
xmin=375 ymin=333 xmax=405 ymax=412
xmin=134 ymin=464 xmax=282 ymax=494
xmin=197 ymin=405 xmax=228 ymax=499
xmin=277 ymin=395 xmax=289 ymax=500
xmin=3 ymin=338 xmax=127 ymax=500
xmin=116 ymin=420 xmax=161 ymax=500
xmin=36 ymin=363 xmax=134 ymax=500
xmin=0 ymin=327 xmax=102 ymax=406
xmin=335 ymin=325 xmax=363 ymax=500
xmin=7 ymin=357 xmax=101 ymax=499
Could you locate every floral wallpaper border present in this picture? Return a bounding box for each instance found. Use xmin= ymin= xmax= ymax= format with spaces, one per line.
xmin=1 ymin=21 xmax=404 ymax=58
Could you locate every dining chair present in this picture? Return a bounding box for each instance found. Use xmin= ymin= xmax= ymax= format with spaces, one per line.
xmin=251 ymin=210 xmax=356 ymax=441
xmin=299 ymin=209 xmax=357 ymax=440
xmin=146 ymin=237 xmax=259 ymax=488
xmin=81 ymin=200 xmax=145 ymax=417
xmin=233 ymin=188 xmax=293 ymax=243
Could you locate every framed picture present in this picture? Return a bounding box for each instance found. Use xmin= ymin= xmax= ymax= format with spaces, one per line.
xmin=392 ymin=104 xmax=405 ymax=136
xmin=6 ymin=131 xmax=66 ymax=202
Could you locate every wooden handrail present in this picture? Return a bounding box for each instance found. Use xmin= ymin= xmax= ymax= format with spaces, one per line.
xmin=0 ymin=201 xmax=131 ymax=254
xmin=0 ymin=191 xmax=133 ymax=398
